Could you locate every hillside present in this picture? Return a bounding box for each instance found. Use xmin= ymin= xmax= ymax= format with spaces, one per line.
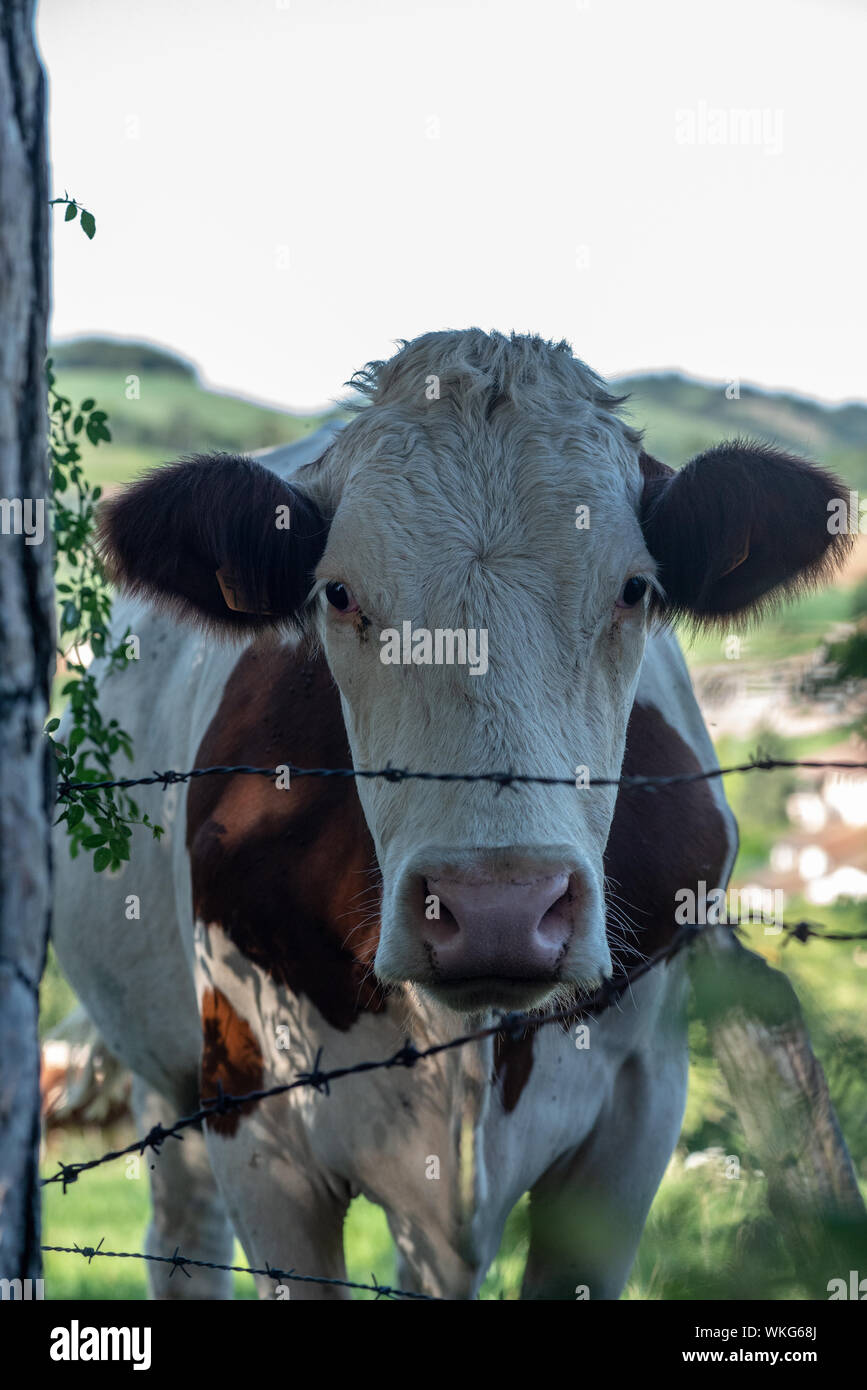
xmin=49 ymin=337 xmax=337 ymax=490
xmin=619 ymin=371 xmax=867 ymax=492
xmin=51 ymin=336 xmax=867 ymax=488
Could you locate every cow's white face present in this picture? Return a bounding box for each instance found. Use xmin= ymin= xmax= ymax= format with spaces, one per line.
xmin=99 ymin=329 xmax=850 ymax=1016
xmin=308 ymin=377 xmax=652 ymax=1011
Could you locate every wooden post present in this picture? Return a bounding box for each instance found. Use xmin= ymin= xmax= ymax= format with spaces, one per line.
xmin=0 ymin=0 xmax=52 ymax=1284
xmin=694 ymin=926 xmax=867 ymax=1278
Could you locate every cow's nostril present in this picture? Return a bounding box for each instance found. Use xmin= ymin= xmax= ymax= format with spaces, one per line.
xmin=537 ymin=890 xmax=572 ymax=944
xmin=422 ymin=883 xmax=460 ymax=946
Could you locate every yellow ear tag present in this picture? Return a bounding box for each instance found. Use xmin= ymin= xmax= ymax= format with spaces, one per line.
xmin=216 ymin=567 xmax=273 ymax=615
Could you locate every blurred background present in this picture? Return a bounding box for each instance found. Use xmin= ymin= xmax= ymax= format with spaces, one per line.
xmin=37 ymin=0 xmax=866 ymax=1298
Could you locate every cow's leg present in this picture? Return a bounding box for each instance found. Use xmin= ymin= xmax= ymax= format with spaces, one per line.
xmin=132 ymin=1076 xmax=235 ymax=1299
xmin=202 ymin=1120 xmax=354 ymax=1301
xmin=388 ymin=1220 xmax=487 ymax=1301
xmin=521 ymin=1048 xmax=688 ymax=1300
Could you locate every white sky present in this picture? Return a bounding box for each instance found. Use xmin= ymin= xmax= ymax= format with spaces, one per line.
xmin=38 ymin=0 xmax=866 ymax=412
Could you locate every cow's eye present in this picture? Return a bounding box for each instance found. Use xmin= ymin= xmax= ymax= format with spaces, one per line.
xmin=617 ymin=576 xmax=648 ymax=609
xmin=325 ymin=581 xmax=359 ymax=613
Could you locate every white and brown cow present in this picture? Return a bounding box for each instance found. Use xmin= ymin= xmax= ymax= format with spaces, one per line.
xmin=52 ymin=330 xmax=848 ymax=1299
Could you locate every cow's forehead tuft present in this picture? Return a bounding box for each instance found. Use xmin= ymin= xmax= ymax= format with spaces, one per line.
xmin=302 ymin=332 xmax=643 ymax=517
xmin=347 ymin=327 xmax=639 ymax=434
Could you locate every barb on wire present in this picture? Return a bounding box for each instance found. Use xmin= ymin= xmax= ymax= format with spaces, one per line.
xmin=41 ymin=915 xmax=865 ymax=1195
xmin=54 ymin=754 xmax=867 ymax=802
xmin=40 ymin=1242 xmax=436 ymax=1300
xmin=781 ymin=919 xmax=867 ymax=945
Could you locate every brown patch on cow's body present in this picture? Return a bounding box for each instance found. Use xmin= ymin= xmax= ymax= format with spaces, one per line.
xmin=187 ymin=644 xmax=384 ymax=1032
xmin=200 ymin=987 xmax=265 ymax=1136
xmin=604 ymin=700 xmax=733 ymax=961
xmin=493 ymin=1029 xmax=535 ymax=1113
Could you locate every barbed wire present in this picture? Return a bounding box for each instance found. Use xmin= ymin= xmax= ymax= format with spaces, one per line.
xmin=40 ymin=1240 xmax=436 ymax=1300
xmin=54 ymin=754 xmax=867 ymax=802
xmin=41 ymin=916 xmax=865 ymax=1195
xmin=43 ymin=748 xmax=867 ymax=1299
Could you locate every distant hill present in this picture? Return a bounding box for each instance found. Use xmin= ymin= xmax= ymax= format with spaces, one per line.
xmin=46 ymin=334 xmax=867 ymax=674
xmin=49 ymin=337 xmax=337 ymax=490
xmin=50 ymin=334 xmax=866 ymax=503
xmin=51 ymin=337 xmax=199 ymax=381
xmin=617 ymin=371 xmax=867 ymax=493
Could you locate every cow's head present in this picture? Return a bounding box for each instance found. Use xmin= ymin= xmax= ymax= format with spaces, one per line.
xmin=99 ymin=330 xmax=850 ymax=1015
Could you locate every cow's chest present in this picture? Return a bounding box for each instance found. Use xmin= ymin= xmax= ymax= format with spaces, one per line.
xmin=193 ymin=926 xmax=683 ymax=1273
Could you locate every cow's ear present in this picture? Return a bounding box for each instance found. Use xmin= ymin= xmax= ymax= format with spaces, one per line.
xmin=639 ymin=441 xmax=853 ymax=624
xmin=97 ymin=454 xmax=329 ymax=635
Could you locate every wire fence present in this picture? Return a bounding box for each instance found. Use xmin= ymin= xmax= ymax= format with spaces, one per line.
xmin=44 ymin=751 xmax=867 ymax=1298
xmin=41 ymin=915 xmax=866 ymax=1196
xmin=41 ymin=1241 xmax=437 ymax=1300
xmin=54 ymin=753 xmax=867 ymax=801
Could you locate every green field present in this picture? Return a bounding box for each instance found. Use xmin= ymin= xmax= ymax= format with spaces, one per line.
xmin=50 ymin=367 xmax=333 ymax=493
xmin=41 ymin=339 xmax=867 ymax=1300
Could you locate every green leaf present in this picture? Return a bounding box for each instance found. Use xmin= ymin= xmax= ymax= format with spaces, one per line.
xmin=64 ymin=202 xmax=77 ymax=222
xmin=45 ymin=717 xmax=60 ymax=733
xmin=68 ymin=729 xmax=87 ymax=756
xmin=60 ymin=600 xmax=79 ymax=633
xmin=66 ymin=804 xmax=85 ymax=829
xmin=93 ymin=847 xmax=111 ymax=872
xmin=81 ymin=832 xmax=106 ymax=849
xmin=79 ymin=209 xmax=96 ymax=239
xmin=80 ymin=398 xmax=95 ymax=412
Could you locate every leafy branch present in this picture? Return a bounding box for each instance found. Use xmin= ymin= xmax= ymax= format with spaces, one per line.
xmin=46 ymin=363 xmax=163 ymax=870
xmin=49 ymin=192 xmax=96 ymax=239
xmin=46 ymin=187 xmax=164 ymax=870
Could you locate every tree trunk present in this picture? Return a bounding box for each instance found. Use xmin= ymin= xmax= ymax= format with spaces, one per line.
xmin=0 ymin=0 xmax=51 ymax=1284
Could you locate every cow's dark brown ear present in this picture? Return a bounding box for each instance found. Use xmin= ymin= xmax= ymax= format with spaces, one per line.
xmin=639 ymin=441 xmax=853 ymax=625
xmin=97 ymin=454 xmax=328 ymax=636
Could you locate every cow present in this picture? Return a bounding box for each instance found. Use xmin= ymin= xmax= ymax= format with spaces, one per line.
xmin=51 ymin=329 xmax=849 ymax=1299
